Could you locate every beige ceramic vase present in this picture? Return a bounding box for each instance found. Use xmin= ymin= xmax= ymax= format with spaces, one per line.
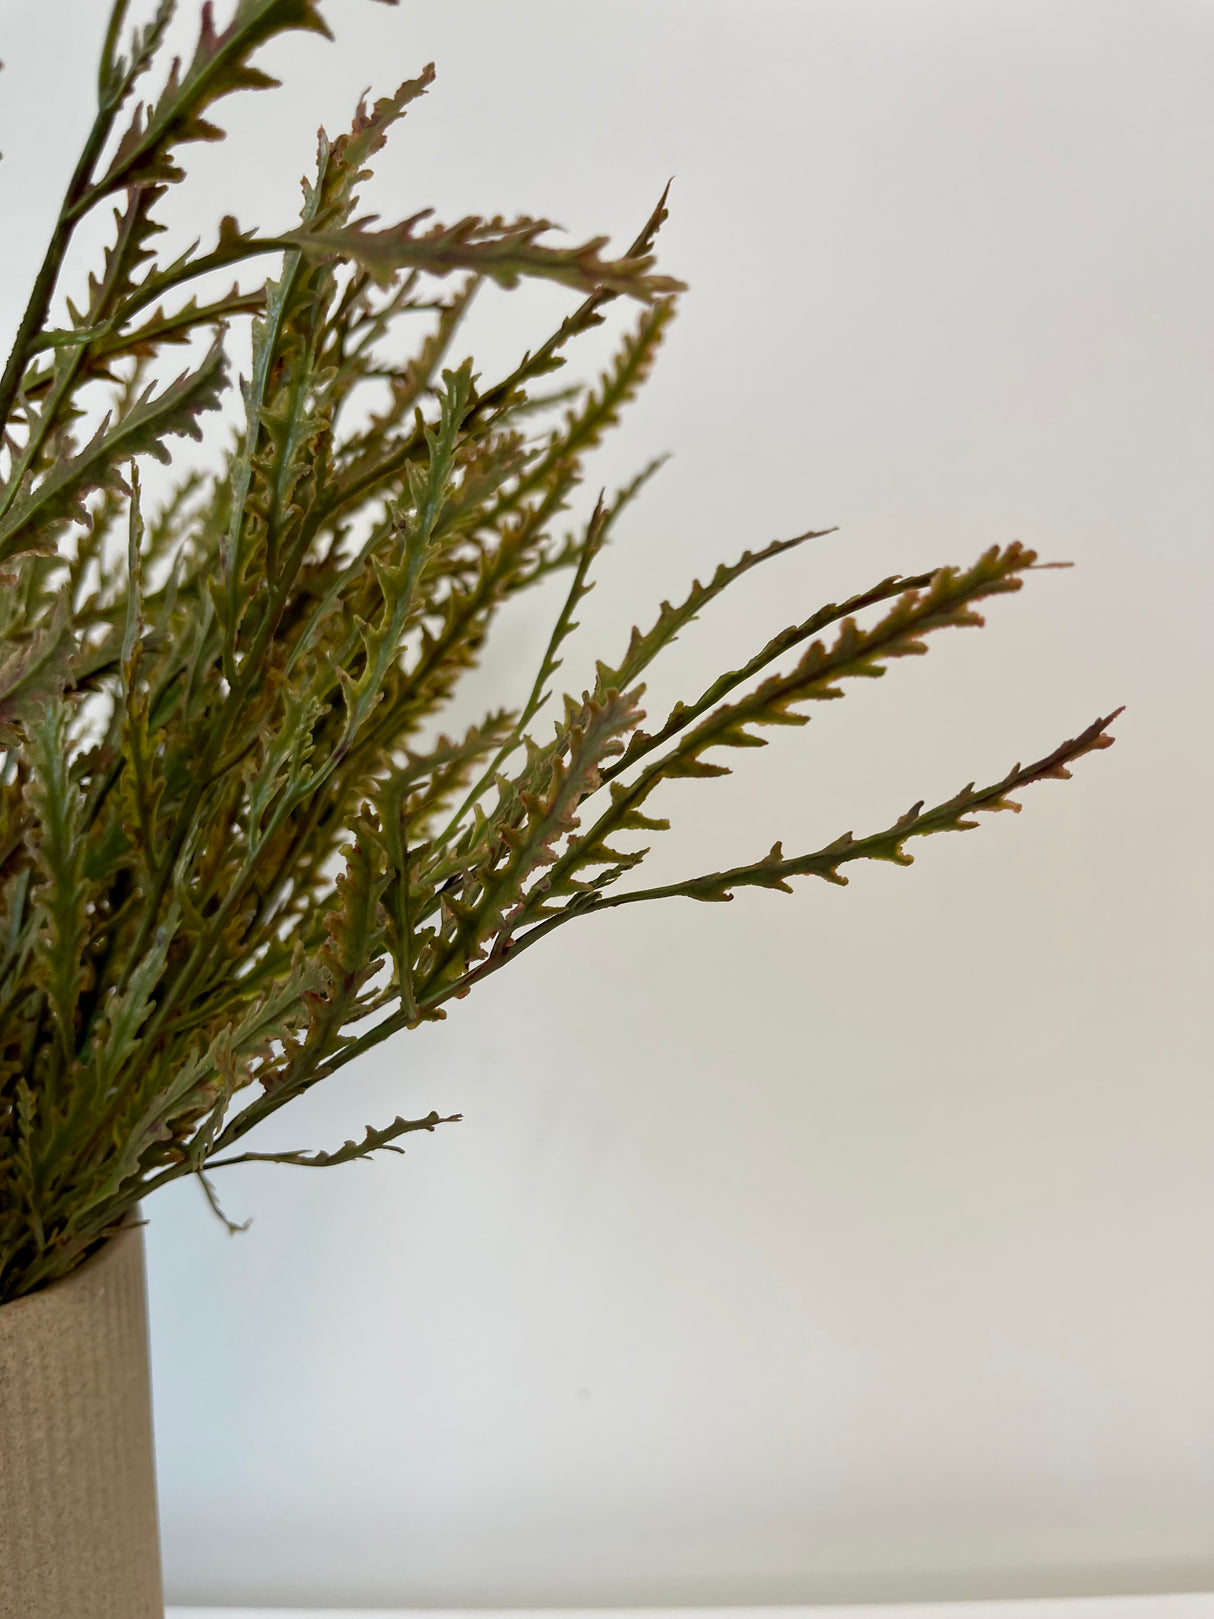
xmin=0 ymin=1213 xmax=164 ymax=1619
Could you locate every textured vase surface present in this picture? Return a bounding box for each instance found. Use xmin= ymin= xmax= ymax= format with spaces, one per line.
xmin=0 ymin=1214 xmax=164 ymax=1619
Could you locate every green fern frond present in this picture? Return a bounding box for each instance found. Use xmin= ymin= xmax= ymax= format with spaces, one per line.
xmin=0 ymin=339 xmax=227 ymax=563
xmin=0 ymin=7 xmax=1123 ymax=1301
xmin=290 ymin=213 xmax=686 ymax=301
xmin=587 ymin=706 xmax=1126 ymax=908
xmin=207 ymin=1108 xmax=462 ymax=1170
xmin=89 ymin=0 xmax=333 ymax=202
xmin=21 ymin=701 xmax=92 ymax=1077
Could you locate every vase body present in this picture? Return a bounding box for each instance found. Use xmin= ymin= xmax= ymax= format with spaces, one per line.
xmin=0 ymin=1214 xmax=164 ymax=1619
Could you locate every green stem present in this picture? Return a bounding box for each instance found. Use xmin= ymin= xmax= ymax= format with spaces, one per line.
xmin=0 ymin=118 xmax=117 ymax=441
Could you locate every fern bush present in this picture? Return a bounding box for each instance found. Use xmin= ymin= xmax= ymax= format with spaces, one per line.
xmin=0 ymin=0 xmax=1122 ymax=1304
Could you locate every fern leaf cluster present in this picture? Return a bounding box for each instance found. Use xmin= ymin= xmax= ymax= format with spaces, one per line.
xmin=0 ymin=0 xmax=1122 ymax=1302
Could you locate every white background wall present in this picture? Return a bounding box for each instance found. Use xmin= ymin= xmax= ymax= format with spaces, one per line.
xmin=2 ymin=0 xmax=1212 ymax=1609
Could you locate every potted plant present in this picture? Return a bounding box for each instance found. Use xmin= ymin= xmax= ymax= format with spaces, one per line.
xmin=0 ymin=1 xmax=1122 ymax=1613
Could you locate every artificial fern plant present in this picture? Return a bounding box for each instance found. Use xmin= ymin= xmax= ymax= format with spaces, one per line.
xmin=0 ymin=0 xmax=1122 ymax=1305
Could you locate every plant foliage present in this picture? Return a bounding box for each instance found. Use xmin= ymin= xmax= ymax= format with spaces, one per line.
xmin=0 ymin=0 xmax=1122 ymax=1302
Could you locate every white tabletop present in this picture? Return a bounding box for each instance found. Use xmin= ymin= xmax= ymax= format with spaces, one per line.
xmin=168 ymin=1598 xmax=1214 ymax=1619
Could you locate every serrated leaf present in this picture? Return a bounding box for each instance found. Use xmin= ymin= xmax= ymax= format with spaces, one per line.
xmin=593 ymin=707 xmax=1124 ymax=907
xmin=0 ymin=339 xmax=227 ymax=562
xmin=289 ymin=213 xmax=685 ymax=300
xmin=207 ymin=1108 xmax=461 ymax=1169
xmin=89 ymin=0 xmax=333 ymax=202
